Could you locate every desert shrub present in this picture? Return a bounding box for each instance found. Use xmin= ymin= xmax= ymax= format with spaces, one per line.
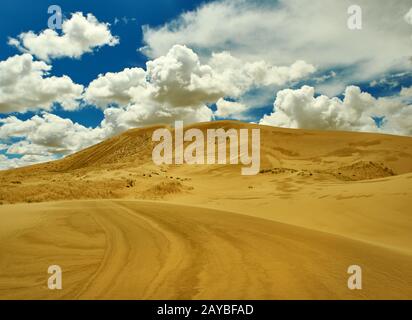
xmin=126 ymin=179 xmax=135 ymax=188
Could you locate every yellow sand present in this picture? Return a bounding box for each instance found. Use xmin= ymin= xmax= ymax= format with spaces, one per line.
xmin=0 ymin=121 xmax=411 ymax=299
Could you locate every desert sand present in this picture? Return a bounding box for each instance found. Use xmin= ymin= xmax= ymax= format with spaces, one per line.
xmin=0 ymin=121 xmax=411 ymax=299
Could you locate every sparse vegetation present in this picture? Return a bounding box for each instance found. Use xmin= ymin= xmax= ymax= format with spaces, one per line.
xmin=143 ymin=181 xmax=185 ymax=198
xmin=126 ymin=179 xmax=135 ymax=188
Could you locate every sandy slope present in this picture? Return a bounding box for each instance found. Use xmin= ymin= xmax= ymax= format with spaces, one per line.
xmin=0 ymin=121 xmax=411 ymax=299
xmin=175 ymin=172 xmax=412 ymax=255
xmin=1 ymin=121 xmax=412 ymax=204
xmin=0 ymin=200 xmax=411 ymax=300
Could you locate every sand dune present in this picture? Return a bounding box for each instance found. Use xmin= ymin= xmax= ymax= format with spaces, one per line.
xmin=1 ymin=121 xmax=412 ymax=204
xmin=175 ymin=172 xmax=412 ymax=255
xmin=0 ymin=200 xmax=411 ymax=300
xmin=0 ymin=121 xmax=411 ymax=299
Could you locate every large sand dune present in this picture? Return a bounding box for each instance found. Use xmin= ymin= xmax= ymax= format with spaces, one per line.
xmin=0 ymin=121 xmax=411 ymax=299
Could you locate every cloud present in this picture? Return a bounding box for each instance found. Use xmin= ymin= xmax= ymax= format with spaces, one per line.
xmin=260 ymin=85 xmax=412 ymax=136
xmin=142 ymin=0 xmax=412 ymax=95
xmin=85 ymin=44 xmax=314 ymax=111
xmin=208 ymin=52 xmax=315 ymax=97
xmin=101 ymin=103 xmax=213 ymax=136
xmin=0 ymin=112 xmax=107 ymax=169
xmin=405 ymin=7 xmax=412 ymax=25
xmin=145 ymin=45 xmax=226 ymax=107
xmin=0 ymin=113 xmax=105 ymax=156
xmin=0 ymin=154 xmax=57 ymax=170
xmin=0 ymin=54 xmax=84 ymax=113
xmin=215 ymin=98 xmax=248 ymax=118
xmin=83 ymin=44 xmax=315 ymax=136
xmin=84 ymin=67 xmax=148 ymax=108
xmin=400 ymin=86 xmax=412 ymax=97
xmin=9 ymin=12 xmax=119 ymax=61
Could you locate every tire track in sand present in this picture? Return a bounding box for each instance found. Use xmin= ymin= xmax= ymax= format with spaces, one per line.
xmin=74 ymin=200 xmax=412 ymax=299
xmin=1 ymin=200 xmax=412 ymax=299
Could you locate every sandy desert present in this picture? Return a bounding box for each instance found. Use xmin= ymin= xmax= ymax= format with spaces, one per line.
xmin=0 ymin=121 xmax=411 ymax=299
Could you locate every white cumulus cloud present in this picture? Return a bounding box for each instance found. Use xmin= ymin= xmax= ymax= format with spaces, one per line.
xmin=83 ymin=45 xmax=314 ymax=135
xmin=86 ymin=45 xmax=314 ymax=108
xmin=0 ymin=113 xmax=105 ymax=156
xmin=260 ymin=85 xmax=412 ymax=136
xmin=84 ymin=68 xmax=148 ymax=108
xmin=142 ymin=0 xmax=412 ymax=95
xmin=0 ymin=154 xmax=57 ymax=170
xmin=101 ymin=103 xmax=213 ymax=136
xmin=215 ymin=98 xmax=248 ymax=118
xmin=0 ymin=54 xmax=84 ymax=113
xmin=9 ymin=12 xmax=119 ymax=61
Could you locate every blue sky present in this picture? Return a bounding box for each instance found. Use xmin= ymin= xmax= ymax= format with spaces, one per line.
xmin=0 ymin=0 xmax=411 ymax=169
xmin=0 ymin=0 xmax=210 ymax=127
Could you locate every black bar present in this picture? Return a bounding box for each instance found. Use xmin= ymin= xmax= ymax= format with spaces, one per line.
xmin=0 ymin=300 xmax=410 ymax=319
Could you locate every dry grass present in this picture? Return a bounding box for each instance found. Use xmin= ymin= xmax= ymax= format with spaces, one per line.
xmin=143 ymin=181 xmax=188 ymax=199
